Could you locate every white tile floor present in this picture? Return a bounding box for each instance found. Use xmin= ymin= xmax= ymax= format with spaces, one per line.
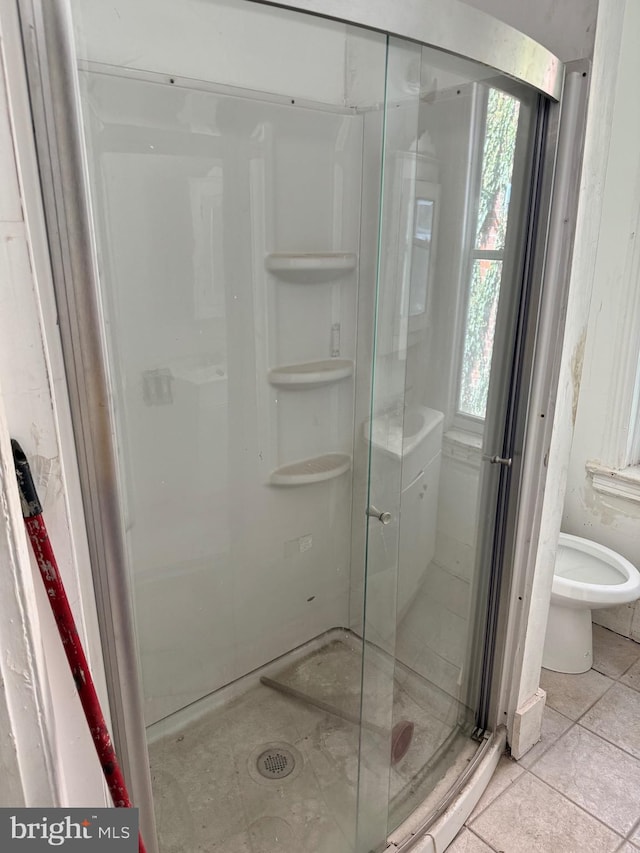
xmin=451 ymin=625 xmax=640 ymax=853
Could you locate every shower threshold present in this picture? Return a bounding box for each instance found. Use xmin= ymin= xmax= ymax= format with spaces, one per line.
xmin=147 ymin=628 xmax=478 ymax=853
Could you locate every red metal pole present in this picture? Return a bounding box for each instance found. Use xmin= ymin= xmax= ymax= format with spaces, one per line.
xmin=12 ymin=440 xmax=146 ymax=853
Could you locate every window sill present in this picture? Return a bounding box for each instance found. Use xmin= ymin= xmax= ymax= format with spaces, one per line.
xmin=586 ymin=461 xmax=640 ymax=504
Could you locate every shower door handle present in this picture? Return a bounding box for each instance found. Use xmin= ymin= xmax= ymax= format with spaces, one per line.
xmin=366 ymin=505 xmax=392 ymax=525
xmin=483 ymin=454 xmax=512 ymax=467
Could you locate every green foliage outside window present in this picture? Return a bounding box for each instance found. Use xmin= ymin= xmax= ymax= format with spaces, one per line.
xmin=459 ymin=88 xmax=520 ymax=419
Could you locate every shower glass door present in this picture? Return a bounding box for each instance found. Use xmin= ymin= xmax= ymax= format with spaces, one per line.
xmin=35 ymin=0 xmax=552 ymax=851
xmin=359 ymin=41 xmax=541 ymax=846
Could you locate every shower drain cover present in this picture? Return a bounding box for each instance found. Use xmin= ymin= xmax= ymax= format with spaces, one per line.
xmin=256 ymin=746 xmax=295 ymax=779
xmin=248 ymin=742 xmax=302 ymax=784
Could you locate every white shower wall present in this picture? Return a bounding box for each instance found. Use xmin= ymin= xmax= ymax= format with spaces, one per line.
xmin=71 ymin=0 xmax=348 ymax=105
xmin=74 ymin=3 xmax=389 ymax=724
xmin=73 ymin=0 xmax=484 ymax=727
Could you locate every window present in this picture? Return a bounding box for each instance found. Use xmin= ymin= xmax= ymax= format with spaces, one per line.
xmin=457 ymin=87 xmax=520 ymax=422
xmin=409 ymin=196 xmax=435 ymax=317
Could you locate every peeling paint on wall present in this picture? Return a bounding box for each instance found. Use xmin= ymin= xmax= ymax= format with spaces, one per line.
xmin=583 ymin=478 xmax=627 ymax=526
xmin=571 ymin=329 xmax=587 ymax=426
xmin=29 ymin=455 xmax=62 ymax=507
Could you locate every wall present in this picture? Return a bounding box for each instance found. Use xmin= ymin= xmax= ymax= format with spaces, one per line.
xmin=71 ymin=1 xmax=391 ymax=725
xmin=97 ymin=86 xmax=364 ymax=724
xmin=38 ymin=0 xmax=469 ymax=733
xmin=0 ymin=2 xmax=109 ymax=807
xmin=562 ymin=0 xmax=640 ymax=641
xmin=71 ymin=0 xmax=349 ymax=106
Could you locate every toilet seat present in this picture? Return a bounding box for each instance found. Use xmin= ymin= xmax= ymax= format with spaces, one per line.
xmin=543 ymin=533 xmax=640 ymax=674
xmin=552 ymin=533 xmax=640 ymax=609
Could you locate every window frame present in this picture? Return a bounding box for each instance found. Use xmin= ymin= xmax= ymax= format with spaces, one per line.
xmin=451 ymin=82 xmax=487 ymax=436
xmin=452 ymin=82 xmax=523 ymax=435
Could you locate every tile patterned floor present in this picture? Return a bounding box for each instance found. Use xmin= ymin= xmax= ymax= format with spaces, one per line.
xmin=452 ymin=625 xmax=640 ymax=852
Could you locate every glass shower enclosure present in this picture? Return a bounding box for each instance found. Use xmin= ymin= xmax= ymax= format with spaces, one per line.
xmin=21 ymin=1 xmax=564 ymax=851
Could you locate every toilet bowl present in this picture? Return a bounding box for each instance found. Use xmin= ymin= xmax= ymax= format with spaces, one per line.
xmin=542 ymin=533 xmax=640 ymax=674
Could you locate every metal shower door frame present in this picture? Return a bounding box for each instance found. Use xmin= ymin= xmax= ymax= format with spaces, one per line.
xmin=249 ymin=0 xmax=564 ymax=100
xmin=15 ymin=1 xmax=571 ymax=851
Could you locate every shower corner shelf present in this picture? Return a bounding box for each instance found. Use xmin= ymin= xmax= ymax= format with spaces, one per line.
xmin=270 ymin=453 xmax=351 ymax=486
xmin=265 ymin=252 xmax=357 ymax=274
xmin=268 ymin=359 xmax=353 ymax=389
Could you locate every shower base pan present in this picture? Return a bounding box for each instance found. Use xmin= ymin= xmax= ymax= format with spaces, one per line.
xmin=147 ymin=628 xmax=480 ymax=853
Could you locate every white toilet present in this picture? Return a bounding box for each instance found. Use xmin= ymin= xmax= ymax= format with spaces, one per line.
xmin=542 ymin=533 xmax=640 ymax=674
